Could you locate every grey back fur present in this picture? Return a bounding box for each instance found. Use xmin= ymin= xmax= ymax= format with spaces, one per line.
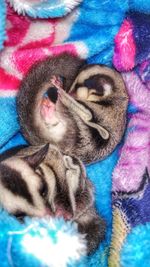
xmin=0 ymin=144 xmax=106 ymax=254
xmin=17 ymin=53 xmax=128 ymax=164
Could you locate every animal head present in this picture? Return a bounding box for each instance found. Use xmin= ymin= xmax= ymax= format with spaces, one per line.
xmin=0 ymin=144 xmax=93 ymax=221
xmin=17 ymin=53 xmax=128 ymax=163
xmin=0 ymin=144 xmax=50 ymax=219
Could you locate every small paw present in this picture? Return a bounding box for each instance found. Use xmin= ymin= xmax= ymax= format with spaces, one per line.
xmin=50 ymin=75 xmax=63 ymax=90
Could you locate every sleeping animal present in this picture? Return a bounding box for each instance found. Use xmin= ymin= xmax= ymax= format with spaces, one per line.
xmin=17 ymin=53 xmax=128 ymax=164
xmin=0 ymin=144 xmax=106 ymax=254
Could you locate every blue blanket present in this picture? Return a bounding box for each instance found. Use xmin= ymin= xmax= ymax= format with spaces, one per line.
xmin=0 ymin=1 xmax=150 ymax=266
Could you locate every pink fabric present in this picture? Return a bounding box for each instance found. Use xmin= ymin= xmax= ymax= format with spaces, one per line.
xmin=113 ymin=19 xmax=136 ymax=71
xmin=0 ymin=6 xmax=78 ymax=94
xmin=113 ymin=72 xmax=150 ymax=192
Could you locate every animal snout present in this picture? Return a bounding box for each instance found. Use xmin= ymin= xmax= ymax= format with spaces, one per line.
xmin=47 ymin=87 xmax=58 ymax=103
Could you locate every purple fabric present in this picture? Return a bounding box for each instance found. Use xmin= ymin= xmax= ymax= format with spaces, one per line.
xmin=110 ymin=69 xmax=150 ymax=265
xmin=113 ymin=71 xmax=150 ymax=193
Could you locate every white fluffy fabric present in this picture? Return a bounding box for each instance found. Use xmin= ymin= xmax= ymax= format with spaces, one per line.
xmin=21 ymin=219 xmax=87 ymax=267
xmin=7 ymin=0 xmax=82 ymax=17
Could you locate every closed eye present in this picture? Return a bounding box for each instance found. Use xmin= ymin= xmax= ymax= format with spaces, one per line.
xmin=36 ymin=167 xmax=49 ymax=199
xmin=39 ymin=182 xmax=48 ymax=198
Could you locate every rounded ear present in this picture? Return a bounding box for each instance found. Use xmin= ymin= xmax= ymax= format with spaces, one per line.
xmin=24 ymin=144 xmax=49 ymax=169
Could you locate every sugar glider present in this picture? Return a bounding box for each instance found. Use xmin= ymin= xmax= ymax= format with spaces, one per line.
xmin=0 ymin=144 xmax=106 ymax=254
xmin=17 ymin=53 xmax=128 ymax=163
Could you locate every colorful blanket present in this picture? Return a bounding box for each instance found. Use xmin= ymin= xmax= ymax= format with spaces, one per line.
xmin=0 ymin=1 xmax=150 ymax=267
xmin=110 ymin=12 xmax=150 ymax=267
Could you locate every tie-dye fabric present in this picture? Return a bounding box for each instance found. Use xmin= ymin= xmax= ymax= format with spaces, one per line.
xmin=0 ymin=1 xmax=150 ymax=267
xmin=0 ymin=0 xmax=6 ymax=49
xmin=109 ymin=71 xmax=150 ymax=267
xmin=114 ymin=11 xmax=150 ymax=85
xmin=0 ymin=1 xmax=128 ymax=266
xmin=110 ymin=12 xmax=150 ymax=267
xmin=7 ymin=0 xmax=83 ymax=18
xmin=0 ymin=1 xmax=128 ymax=148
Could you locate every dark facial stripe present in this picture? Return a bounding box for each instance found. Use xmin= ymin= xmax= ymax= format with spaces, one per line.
xmin=88 ymin=126 xmax=109 ymax=147
xmin=74 ymin=82 xmax=80 ymax=91
xmin=0 ymin=164 xmax=34 ymax=205
xmin=44 ymin=163 xmax=62 ymax=191
xmin=84 ymin=74 xmax=114 ymax=92
xmin=92 ymin=99 xmax=113 ymax=107
xmin=0 ymin=145 xmax=28 ymax=162
xmin=45 ymin=163 xmax=72 ymax=212
xmin=36 ymin=166 xmax=49 ymax=199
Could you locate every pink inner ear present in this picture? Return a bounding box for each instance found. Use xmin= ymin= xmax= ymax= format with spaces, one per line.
xmin=40 ymin=97 xmax=56 ymax=122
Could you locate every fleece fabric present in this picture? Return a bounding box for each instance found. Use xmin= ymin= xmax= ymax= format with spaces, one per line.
xmin=0 ymin=1 xmax=149 ymax=267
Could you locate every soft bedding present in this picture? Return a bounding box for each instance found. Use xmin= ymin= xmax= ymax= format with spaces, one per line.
xmin=0 ymin=1 xmax=150 ymax=266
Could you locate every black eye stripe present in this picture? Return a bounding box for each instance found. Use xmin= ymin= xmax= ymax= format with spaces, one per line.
xmin=0 ymin=164 xmax=34 ymax=206
xmin=74 ymin=83 xmax=82 ymax=91
xmin=90 ymin=92 xmax=103 ymax=96
xmin=36 ymin=166 xmax=49 ymax=198
xmin=72 ymin=75 xmax=114 ymax=99
xmin=84 ymin=74 xmax=114 ymax=91
xmin=44 ymin=163 xmax=61 ymax=191
xmin=84 ymin=79 xmax=95 ymax=88
xmin=89 ymin=126 xmax=109 ymax=146
xmin=45 ymin=163 xmax=72 ymax=211
xmin=91 ymin=100 xmax=113 ymax=106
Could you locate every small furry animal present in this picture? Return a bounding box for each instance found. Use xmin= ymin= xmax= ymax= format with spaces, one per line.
xmin=17 ymin=53 xmax=128 ymax=164
xmin=0 ymin=144 xmax=106 ymax=254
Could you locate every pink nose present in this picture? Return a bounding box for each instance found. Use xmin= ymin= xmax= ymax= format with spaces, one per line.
xmin=45 ymin=208 xmax=53 ymax=216
xmin=55 ymin=207 xmax=72 ymax=220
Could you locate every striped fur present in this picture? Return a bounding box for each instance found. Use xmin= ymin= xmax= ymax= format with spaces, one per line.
xmin=17 ymin=55 xmax=128 ymax=163
xmin=0 ymin=144 xmax=106 ymax=254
